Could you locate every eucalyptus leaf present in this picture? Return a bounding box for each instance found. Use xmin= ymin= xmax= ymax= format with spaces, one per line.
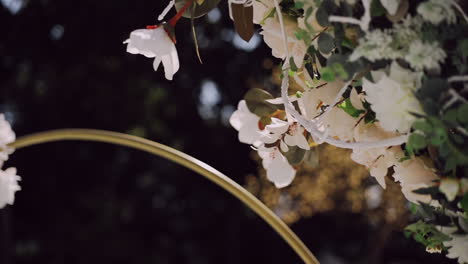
xmin=315 ymin=6 xmax=329 ymax=27
xmin=408 ymin=133 xmax=427 ymax=150
xmin=457 ymin=104 xmax=468 ymax=124
xmin=303 ymin=148 xmax=319 ymax=168
xmin=283 ymin=146 xmax=306 ymax=165
xmin=461 ymin=192 xmax=468 ymax=213
xmin=175 ymin=0 xmax=221 ymax=19
xmin=244 ymin=88 xmax=278 ymax=117
xmin=317 ymin=32 xmax=334 ymax=54
xmin=413 ymin=186 xmax=439 ymax=195
xmin=413 ymin=120 xmax=433 ymax=133
xmin=320 ymin=66 xmax=336 ymax=82
xmin=338 ymin=98 xmax=365 ymax=118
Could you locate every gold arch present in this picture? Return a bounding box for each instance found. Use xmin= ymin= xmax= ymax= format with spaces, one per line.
xmin=10 ymin=129 xmax=319 ymax=264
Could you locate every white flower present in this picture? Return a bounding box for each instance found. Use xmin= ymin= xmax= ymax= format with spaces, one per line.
xmin=124 ymin=27 xmax=179 ymax=80
xmin=301 ymin=81 xmax=357 ymax=141
xmin=284 ymin=122 xmax=310 ymax=150
xmin=441 ymin=229 xmax=468 ymax=264
xmin=417 ymin=0 xmax=456 ymax=25
xmin=0 ymin=114 xmax=15 ymax=167
xmin=439 ymin=178 xmax=459 ymax=202
xmin=393 ymin=157 xmax=438 ymax=204
xmin=229 ymin=100 xmax=263 ymax=145
xmin=258 ymin=146 xmax=296 ymax=188
xmin=405 ymin=39 xmax=446 ymax=71
xmin=261 ymin=17 xmax=307 ymax=67
xmin=380 ymin=0 xmax=401 ymax=15
xmin=261 ymin=118 xmax=310 ymax=151
xmin=0 ymin=167 xmax=21 ymax=209
xmin=351 ymin=123 xmax=402 ymax=188
xmin=350 ymin=29 xmax=398 ymax=62
xmin=363 ymin=64 xmax=424 ymax=133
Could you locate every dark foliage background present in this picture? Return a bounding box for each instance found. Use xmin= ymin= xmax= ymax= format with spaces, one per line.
xmin=0 ymin=0 xmax=454 ymax=263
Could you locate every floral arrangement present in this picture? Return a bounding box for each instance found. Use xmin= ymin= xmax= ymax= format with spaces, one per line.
xmin=1 ymin=0 xmax=468 ymax=262
xmin=123 ymin=0 xmax=468 ymax=262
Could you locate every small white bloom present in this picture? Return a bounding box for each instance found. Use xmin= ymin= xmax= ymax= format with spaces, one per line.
xmin=350 ymin=29 xmax=397 ymax=62
xmin=363 ymin=66 xmax=424 ymax=133
xmin=258 ymin=146 xmax=296 ymax=188
xmin=262 ymin=118 xmax=310 ymax=150
xmin=261 ymin=118 xmax=289 ymax=145
xmin=0 ymin=167 xmax=21 ymax=209
xmin=229 ymin=100 xmax=263 ymax=145
xmin=439 ymin=178 xmax=459 ymax=202
xmin=124 ymin=27 xmax=179 ymax=80
xmin=417 ymin=0 xmax=456 ymax=25
xmin=284 ymin=122 xmax=310 ymax=150
xmin=405 ymin=39 xmax=446 ymax=71
xmin=380 ymin=0 xmax=401 ymax=15
xmin=0 ymin=114 xmax=15 ymax=167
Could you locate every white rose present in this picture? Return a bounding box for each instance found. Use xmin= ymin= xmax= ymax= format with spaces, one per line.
xmin=363 ymin=63 xmax=424 ymax=133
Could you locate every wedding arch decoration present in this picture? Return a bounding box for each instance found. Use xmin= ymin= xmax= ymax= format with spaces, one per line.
xmin=1 ymin=0 xmax=468 ymax=263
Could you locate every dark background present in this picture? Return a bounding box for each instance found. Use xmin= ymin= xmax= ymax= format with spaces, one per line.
xmin=0 ymin=0 xmax=454 ymax=263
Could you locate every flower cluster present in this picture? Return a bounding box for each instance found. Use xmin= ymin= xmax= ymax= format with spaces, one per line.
xmin=0 ymin=114 xmax=20 ymax=209
xmin=226 ymin=0 xmax=468 ymax=262
xmin=122 ymin=0 xmax=468 ymax=262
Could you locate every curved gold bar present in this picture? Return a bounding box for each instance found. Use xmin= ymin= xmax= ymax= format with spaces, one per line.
xmin=10 ymin=129 xmax=319 ymax=264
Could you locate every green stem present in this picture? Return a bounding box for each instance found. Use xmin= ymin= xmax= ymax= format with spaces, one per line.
xmin=9 ymin=129 xmax=319 ymax=264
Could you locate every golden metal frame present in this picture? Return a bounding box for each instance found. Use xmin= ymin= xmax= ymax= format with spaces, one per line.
xmin=10 ymin=129 xmax=319 ymax=264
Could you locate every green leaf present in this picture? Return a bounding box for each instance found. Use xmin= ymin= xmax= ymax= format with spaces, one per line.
xmin=320 ymin=66 xmax=336 ymax=82
xmin=418 ymin=78 xmax=448 ymax=100
xmin=443 ymin=109 xmax=459 ymax=125
xmin=370 ymin=0 xmax=386 ymax=17
xmin=175 ymin=0 xmax=221 ymax=19
xmin=457 ymin=104 xmax=468 ymax=124
xmin=283 ymin=146 xmax=306 ymax=165
xmin=458 ymin=38 xmax=468 ymax=58
xmin=430 ymin=127 xmax=447 ymax=146
xmin=294 ymin=2 xmax=304 ymax=9
xmin=289 ymin=57 xmax=298 ymax=72
xmin=317 ymin=32 xmax=334 ymax=54
xmin=405 ymin=220 xmax=451 ymax=248
xmin=413 ymin=186 xmax=440 ymax=195
xmin=331 ymin=63 xmax=349 ymax=80
xmin=303 ymin=148 xmax=319 ymax=168
xmin=413 ymin=120 xmax=433 ymax=133
xmin=461 ymin=192 xmax=468 ymax=213
xmin=338 ymin=98 xmax=365 ymax=118
xmin=408 ymin=133 xmax=427 ymax=150
xmin=244 ymin=88 xmax=278 ymax=117
xmin=315 ymin=6 xmax=329 ymax=27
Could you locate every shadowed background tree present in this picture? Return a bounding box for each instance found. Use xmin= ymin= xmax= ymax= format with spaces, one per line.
xmin=0 ymin=0 xmax=455 ymax=263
